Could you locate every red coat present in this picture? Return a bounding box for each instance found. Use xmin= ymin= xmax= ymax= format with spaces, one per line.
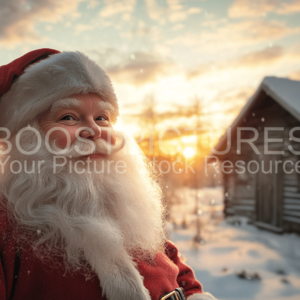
xmin=0 ymin=211 xmax=203 ymax=300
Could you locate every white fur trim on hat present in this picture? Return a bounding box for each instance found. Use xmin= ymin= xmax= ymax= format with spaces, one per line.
xmin=188 ymin=292 xmax=218 ymax=300
xmin=0 ymin=51 xmax=118 ymax=135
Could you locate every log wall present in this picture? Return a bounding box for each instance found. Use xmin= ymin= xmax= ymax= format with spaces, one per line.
xmin=221 ymin=91 xmax=300 ymax=233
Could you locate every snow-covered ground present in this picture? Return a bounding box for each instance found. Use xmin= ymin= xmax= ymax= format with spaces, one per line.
xmin=168 ymin=187 xmax=300 ymax=300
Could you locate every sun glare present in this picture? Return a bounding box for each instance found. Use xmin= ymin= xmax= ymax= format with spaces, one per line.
xmin=180 ymin=135 xmax=197 ymax=144
xmin=183 ymin=147 xmax=196 ymax=159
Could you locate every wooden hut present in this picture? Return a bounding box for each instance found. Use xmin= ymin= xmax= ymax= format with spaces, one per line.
xmin=212 ymin=76 xmax=300 ymax=233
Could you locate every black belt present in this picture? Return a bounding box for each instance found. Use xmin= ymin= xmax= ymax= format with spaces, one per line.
xmin=160 ymin=288 xmax=187 ymax=300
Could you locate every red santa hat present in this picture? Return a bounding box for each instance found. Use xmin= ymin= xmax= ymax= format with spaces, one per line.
xmin=0 ymin=48 xmax=119 ymax=135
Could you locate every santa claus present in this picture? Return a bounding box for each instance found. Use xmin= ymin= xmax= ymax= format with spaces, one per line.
xmin=0 ymin=49 xmax=217 ymax=300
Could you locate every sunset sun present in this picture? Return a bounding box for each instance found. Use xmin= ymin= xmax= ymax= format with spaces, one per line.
xmin=183 ymin=147 xmax=196 ymax=159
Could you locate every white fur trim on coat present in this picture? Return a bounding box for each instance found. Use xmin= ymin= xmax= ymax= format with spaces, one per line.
xmin=187 ymin=292 xmax=218 ymax=300
xmin=0 ymin=51 xmax=118 ymax=134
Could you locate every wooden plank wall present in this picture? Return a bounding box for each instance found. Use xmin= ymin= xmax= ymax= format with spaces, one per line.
xmin=282 ymin=154 xmax=300 ymax=232
xmin=224 ymin=172 xmax=256 ymax=219
xmin=222 ymin=91 xmax=300 ymax=233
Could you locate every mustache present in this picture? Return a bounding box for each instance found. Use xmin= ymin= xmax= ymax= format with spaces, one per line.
xmin=50 ymin=132 xmax=126 ymax=158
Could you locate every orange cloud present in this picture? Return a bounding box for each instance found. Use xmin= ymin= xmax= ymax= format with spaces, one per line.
xmin=229 ymin=0 xmax=300 ymax=18
xmin=233 ymin=45 xmax=285 ymax=67
xmin=290 ymin=42 xmax=300 ymax=57
xmin=144 ymin=0 xmax=166 ymax=21
xmin=121 ymin=21 xmax=161 ymax=40
xmin=289 ymin=70 xmax=300 ymax=80
xmin=168 ymin=19 xmax=299 ymax=52
xmin=202 ymin=86 xmax=256 ymax=130
xmin=145 ymin=0 xmax=202 ymax=23
xmin=98 ymin=51 xmax=176 ymax=86
xmin=186 ymin=46 xmax=285 ymax=79
xmin=0 ymin=0 xmax=84 ymax=47
xmin=186 ymin=65 xmax=211 ymax=80
xmin=99 ymin=0 xmax=136 ymax=17
xmin=217 ymin=87 xmax=255 ymax=111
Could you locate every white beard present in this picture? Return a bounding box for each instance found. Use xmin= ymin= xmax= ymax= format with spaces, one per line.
xmin=0 ymin=124 xmax=166 ymax=300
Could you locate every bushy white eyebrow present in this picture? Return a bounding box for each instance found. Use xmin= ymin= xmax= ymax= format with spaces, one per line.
xmin=50 ymin=98 xmax=81 ymax=114
xmin=98 ymin=101 xmax=114 ymax=111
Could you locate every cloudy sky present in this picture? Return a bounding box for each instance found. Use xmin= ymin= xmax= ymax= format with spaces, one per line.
xmin=1 ymin=0 xmax=300 ymax=143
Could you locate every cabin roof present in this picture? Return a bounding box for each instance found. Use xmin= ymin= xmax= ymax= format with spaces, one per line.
xmin=214 ymin=76 xmax=300 ymax=153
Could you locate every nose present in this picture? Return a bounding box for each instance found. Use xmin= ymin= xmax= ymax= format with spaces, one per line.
xmin=79 ymin=123 xmax=116 ymax=145
xmin=79 ymin=123 xmax=101 ymax=140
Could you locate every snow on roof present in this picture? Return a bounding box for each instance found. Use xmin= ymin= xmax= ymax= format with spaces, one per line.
xmin=213 ymin=76 xmax=300 ymax=154
xmin=262 ymin=76 xmax=300 ymax=121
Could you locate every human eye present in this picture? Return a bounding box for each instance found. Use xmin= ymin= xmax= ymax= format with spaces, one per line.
xmin=60 ymin=115 xmax=75 ymax=121
xmin=96 ymin=116 xmax=107 ymax=121
xmin=95 ymin=115 xmax=109 ymax=125
xmin=58 ymin=114 xmax=78 ymax=125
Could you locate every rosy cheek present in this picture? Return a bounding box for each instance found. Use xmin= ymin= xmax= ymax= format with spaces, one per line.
xmin=100 ymin=127 xmax=116 ymax=145
xmin=47 ymin=128 xmax=76 ymax=149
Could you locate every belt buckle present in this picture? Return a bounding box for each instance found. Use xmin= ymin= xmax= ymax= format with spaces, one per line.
xmin=160 ymin=290 xmax=179 ymax=300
